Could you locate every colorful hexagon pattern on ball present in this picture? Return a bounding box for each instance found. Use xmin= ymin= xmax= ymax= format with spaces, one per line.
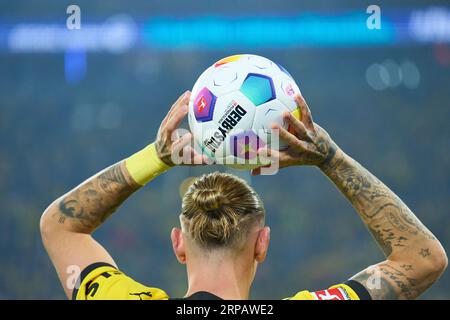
xmin=240 ymin=73 xmax=275 ymax=106
xmin=193 ymin=87 xmax=216 ymax=122
xmin=231 ymin=130 xmax=265 ymax=160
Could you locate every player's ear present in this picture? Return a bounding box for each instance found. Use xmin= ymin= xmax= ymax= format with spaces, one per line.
xmin=254 ymin=226 xmax=270 ymax=263
xmin=171 ymin=227 xmax=186 ymax=264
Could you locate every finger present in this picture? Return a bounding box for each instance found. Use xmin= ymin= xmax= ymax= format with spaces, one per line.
xmin=252 ymin=147 xmax=278 ymax=176
xmin=254 ymin=147 xmax=296 ymax=173
xmin=258 ymin=147 xmax=299 ymax=165
xmin=172 ymin=132 xmax=192 ymax=155
xmin=260 ymin=146 xmax=299 ymax=163
xmin=273 ymin=124 xmax=314 ymax=152
xmin=162 ymin=91 xmax=190 ymax=127
xmin=161 ymin=92 xmax=185 ymax=126
xmin=171 ymin=132 xmax=195 ymax=166
xmin=173 ymin=133 xmax=214 ymax=166
xmin=283 ymin=112 xmax=313 ymax=142
xmin=185 ymin=145 xmax=214 ymax=165
xmin=257 ymin=146 xmax=277 ymax=161
xmin=294 ymin=94 xmax=315 ymax=132
xmin=190 ymin=141 xmax=216 ymax=165
xmin=272 ymin=124 xmax=305 ymax=149
xmin=169 ymin=90 xmax=190 ymax=117
xmin=171 ymin=128 xmax=182 ymax=141
xmin=165 ymin=100 xmax=189 ymax=133
xmin=161 ymin=94 xmax=185 ymax=128
xmin=165 ymin=91 xmax=190 ymax=126
xmin=250 ymin=163 xmax=272 ymax=176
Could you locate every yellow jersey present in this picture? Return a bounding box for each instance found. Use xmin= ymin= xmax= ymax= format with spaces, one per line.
xmin=73 ymin=263 xmax=371 ymax=300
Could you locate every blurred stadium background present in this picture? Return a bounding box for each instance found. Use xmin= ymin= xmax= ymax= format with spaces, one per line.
xmin=1 ymin=0 xmax=449 ymax=299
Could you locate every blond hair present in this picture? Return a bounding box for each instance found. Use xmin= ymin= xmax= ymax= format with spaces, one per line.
xmin=181 ymin=172 xmax=265 ymax=249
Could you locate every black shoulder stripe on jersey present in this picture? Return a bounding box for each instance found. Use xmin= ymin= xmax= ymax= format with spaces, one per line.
xmin=72 ymin=262 xmax=117 ymax=300
xmin=344 ymin=280 xmax=372 ymax=300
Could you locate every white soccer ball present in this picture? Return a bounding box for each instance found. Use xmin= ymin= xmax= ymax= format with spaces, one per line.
xmin=188 ymin=54 xmax=302 ymax=169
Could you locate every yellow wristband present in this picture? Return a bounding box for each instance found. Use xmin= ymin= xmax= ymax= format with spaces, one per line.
xmin=125 ymin=143 xmax=171 ymax=186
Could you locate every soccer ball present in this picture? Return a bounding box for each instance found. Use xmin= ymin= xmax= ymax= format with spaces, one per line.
xmin=188 ymin=54 xmax=302 ymax=169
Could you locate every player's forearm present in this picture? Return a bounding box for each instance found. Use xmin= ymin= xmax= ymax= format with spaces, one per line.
xmin=42 ymin=142 xmax=171 ymax=234
xmin=319 ymin=147 xmax=446 ymax=267
xmin=42 ymin=161 xmax=141 ymax=234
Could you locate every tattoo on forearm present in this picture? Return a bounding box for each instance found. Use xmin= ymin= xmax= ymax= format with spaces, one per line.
xmin=351 ymin=267 xmax=398 ymax=300
xmin=379 ymin=264 xmax=419 ymax=299
xmin=321 ymin=151 xmax=436 ymax=258
xmin=400 ymin=264 xmax=414 ymax=271
xmin=368 ymin=224 xmax=408 ymax=256
xmin=351 ymin=262 xmax=425 ymax=300
xmin=318 ymin=142 xmax=337 ymax=169
xmin=419 ymin=248 xmax=431 ymax=258
xmin=155 ymin=139 xmax=173 ymax=166
xmin=54 ymin=162 xmax=140 ymax=232
xmin=322 ymin=150 xmax=441 ymax=299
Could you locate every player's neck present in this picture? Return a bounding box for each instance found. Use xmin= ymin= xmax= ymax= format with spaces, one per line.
xmin=185 ymin=257 xmax=254 ymax=300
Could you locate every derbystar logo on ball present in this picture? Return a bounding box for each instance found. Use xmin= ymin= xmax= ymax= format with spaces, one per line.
xmin=203 ymin=100 xmax=247 ymax=154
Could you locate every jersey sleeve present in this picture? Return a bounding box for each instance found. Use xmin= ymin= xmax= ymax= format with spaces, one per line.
xmin=285 ymin=280 xmax=372 ymax=300
xmin=72 ymin=262 xmax=169 ymax=300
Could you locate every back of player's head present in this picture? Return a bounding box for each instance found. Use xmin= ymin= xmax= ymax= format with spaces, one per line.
xmin=181 ymin=172 xmax=265 ymax=250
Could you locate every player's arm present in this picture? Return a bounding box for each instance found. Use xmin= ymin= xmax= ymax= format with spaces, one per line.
xmin=319 ymin=147 xmax=447 ymax=299
xmin=40 ymin=91 xmax=201 ymax=298
xmin=253 ymin=94 xmax=447 ymax=300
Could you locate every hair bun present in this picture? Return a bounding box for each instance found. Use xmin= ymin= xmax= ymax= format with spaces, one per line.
xmin=192 ymin=188 xmax=228 ymax=214
xmin=181 ymin=172 xmax=265 ymax=247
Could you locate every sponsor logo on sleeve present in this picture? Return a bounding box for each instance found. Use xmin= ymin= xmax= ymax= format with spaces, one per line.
xmin=311 ymin=287 xmax=350 ymax=300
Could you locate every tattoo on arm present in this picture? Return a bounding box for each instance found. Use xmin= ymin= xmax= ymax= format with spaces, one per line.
xmin=351 ymin=266 xmax=398 ymax=300
xmin=419 ymin=248 xmax=431 ymax=258
xmin=320 ymin=149 xmax=441 ymax=299
xmin=320 ymin=151 xmax=436 ymax=257
xmin=155 ymin=139 xmax=173 ymax=166
xmin=351 ymin=262 xmax=423 ymax=300
xmin=53 ymin=161 xmax=140 ymax=233
xmin=400 ymin=264 xmax=414 ymax=271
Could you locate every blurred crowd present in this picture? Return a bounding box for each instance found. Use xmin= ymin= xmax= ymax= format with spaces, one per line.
xmin=0 ymin=1 xmax=449 ymax=299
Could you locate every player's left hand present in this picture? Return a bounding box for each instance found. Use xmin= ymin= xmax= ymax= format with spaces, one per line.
xmin=251 ymin=94 xmax=336 ymax=175
xmin=155 ymin=91 xmax=210 ymax=166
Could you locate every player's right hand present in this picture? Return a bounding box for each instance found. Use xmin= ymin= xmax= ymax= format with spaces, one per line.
xmin=252 ymin=94 xmax=337 ymax=175
xmin=155 ymin=91 xmax=209 ymax=167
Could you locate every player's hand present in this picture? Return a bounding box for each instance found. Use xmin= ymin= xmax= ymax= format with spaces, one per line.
xmin=155 ymin=91 xmax=209 ymax=166
xmin=252 ymin=94 xmax=336 ymax=175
